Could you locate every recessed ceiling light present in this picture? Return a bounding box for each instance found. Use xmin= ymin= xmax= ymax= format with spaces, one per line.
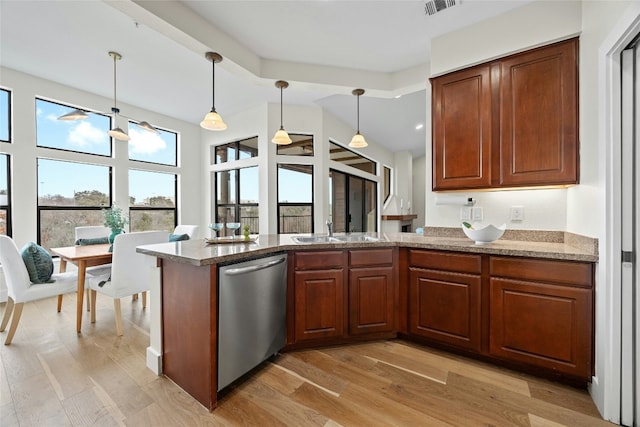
xmin=415 ymin=123 xmax=424 ymax=130
xmin=394 ymin=94 xmax=402 ymax=99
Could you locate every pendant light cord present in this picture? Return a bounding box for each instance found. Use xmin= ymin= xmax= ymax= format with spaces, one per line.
xmin=280 ymin=86 xmax=284 ymax=130
xmin=356 ymin=93 xmax=360 ymax=133
xmin=111 ymin=52 xmax=120 ymax=114
xmin=211 ymin=59 xmax=216 ymax=112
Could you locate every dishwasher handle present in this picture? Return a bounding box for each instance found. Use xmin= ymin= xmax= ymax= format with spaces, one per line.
xmin=223 ymin=256 xmax=286 ymax=276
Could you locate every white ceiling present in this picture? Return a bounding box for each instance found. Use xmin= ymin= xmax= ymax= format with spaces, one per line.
xmin=0 ymin=0 xmax=532 ymax=157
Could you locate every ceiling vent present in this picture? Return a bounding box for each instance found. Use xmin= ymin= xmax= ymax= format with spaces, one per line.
xmin=425 ymin=0 xmax=459 ymax=16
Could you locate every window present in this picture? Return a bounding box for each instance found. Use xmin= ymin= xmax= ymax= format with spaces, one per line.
xmin=213 ymin=136 xmax=258 ymax=164
xmin=0 ymin=88 xmax=10 ymax=143
xmin=330 ymin=169 xmax=377 ymax=233
xmin=278 ymin=164 xmax=313 ymax=234
xmin=383 ymin=166 xmax=392 ymax=203
xmin=35 ymin=98 xmax=111 ymax=156
xmin=0 ymin=154 xmax=10 ymax=236
xmin=276 ymin=134 xmax=314 ymax=156
xmin=129 ymin=169 xmax=177 ymax=233
xmin=128 ymin=121 xmax=177 ymax=166
xmin=215 ymin=166 xmax=259 ymax=235
xmin=329 ymin=141 xmax=376 ymax=174
xmin=37 ymin=158 xmax=111 ymax=250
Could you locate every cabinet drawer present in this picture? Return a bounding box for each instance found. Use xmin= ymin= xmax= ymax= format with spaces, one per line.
xmin=349 ymin=248 xmax=394 ymax=267
xmin=409 ymin=250 xmax=481 ymax=274
xmin=490 ymin=257 xmax=593 ymax=288
xmin=295 ymin=250 xmax=344 ymax=270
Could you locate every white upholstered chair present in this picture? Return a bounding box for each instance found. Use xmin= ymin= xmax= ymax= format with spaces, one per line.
xmin=88 ymin=231 xmax=167 ymax=336
xmin=74 ymin=225 xmax=112 ymax=310
xmin=0 ymin=235 xmax=78 ymax=345
xmin=173 ymin=225 xmax=199 ymax=239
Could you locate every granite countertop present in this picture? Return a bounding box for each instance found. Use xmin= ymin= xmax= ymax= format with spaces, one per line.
xmin=136 ymin=228 xmax=598 ymax=266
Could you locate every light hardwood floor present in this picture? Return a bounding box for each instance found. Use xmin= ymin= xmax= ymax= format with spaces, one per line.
xmin=0 ymin=293 xmax=614 ymax=427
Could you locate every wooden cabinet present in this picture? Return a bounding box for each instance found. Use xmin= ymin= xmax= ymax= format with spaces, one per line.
xmin=293 ymin=251 xmax=345 ymax=342
xmin=431 ymin=38 xmax=578 ymax=191
xmin=408 ymin=250 xmax=483 ymax=352
xmin=348 ymin=248 xmax=396 ymax=336
xmin=489 ymin=256 xmax=593 ymax=379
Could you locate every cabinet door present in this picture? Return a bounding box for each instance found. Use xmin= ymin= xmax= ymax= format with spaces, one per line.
xmin=409 ymin=267 xmax=482 ymax=352
xmin=349 ymin=266 xmax=395 ymax=336
xmin=489 ymin=278 xmax=592 ymax=378
xmin=499 ymin=38 xmax=578 ymax=186
xmin=432 ymin=64 xmax=492 ymax=190
xmin=294 ymin=269 xmax=344 ymax=342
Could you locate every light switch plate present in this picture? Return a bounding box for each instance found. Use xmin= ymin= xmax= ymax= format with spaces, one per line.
xmin=510 ymin=206 xmax=524 ymax=221
xmin=460 ymin=207 xmax=471 ymax=221
xmin=472 ymin=207 xmax=483 ymax=221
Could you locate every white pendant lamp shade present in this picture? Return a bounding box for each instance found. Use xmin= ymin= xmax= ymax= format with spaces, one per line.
xmin=349 ymin=88 xmax=368 ymax=148
xmin=58 ymin=109 xmax=88 ymax=121
xmin=201 ymin=52 xmax=227 ymax=131
xmin=272 ymin=80 xmax=292 ymax=145
xmin=200 ymin=110 xmax=227 ymax=131
xmin=108 ymin=127 xmax=130 ymax=141
xmin=136 ymin=121 xmax=159 ymax=133
xmin=350 ymin=132 xmax=367 ymax=148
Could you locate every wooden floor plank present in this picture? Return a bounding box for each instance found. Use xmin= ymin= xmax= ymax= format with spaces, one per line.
xmin=0 ymin=295 xmax=611 ymax=427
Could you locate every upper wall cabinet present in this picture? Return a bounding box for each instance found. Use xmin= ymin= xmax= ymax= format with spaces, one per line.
xmin=431 ymin=38 xmax=579 ymax=191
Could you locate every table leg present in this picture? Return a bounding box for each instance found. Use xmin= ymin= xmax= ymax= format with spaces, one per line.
xmin=57 ymin=259 xmax=68 ymax=312
xmin=76 ymin=260 xmax=86 ymax=333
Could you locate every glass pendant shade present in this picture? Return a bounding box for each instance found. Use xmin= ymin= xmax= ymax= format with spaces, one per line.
xmin=200 ymin=110 xmax=227 ymax=131
xmin=136 ymin=121 xmax=159 ymax=133
xmin=58 ymin=109 xmax=88 ymax=121
xmin=108 ymin=127 xmax=130 ymax=141
xmin=349 ymin=132 xmax=368 ymax=148
xmin=272 ymin=127 xmax=292 ymax=145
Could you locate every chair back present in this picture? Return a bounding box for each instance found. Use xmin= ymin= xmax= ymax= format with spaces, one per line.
xmin=0 ymin=235 xmax=34 ymax=302
xmin=173 ymin=225 xmax=199 ymax=239
xmin=75 ymin=226 xmax=110 ymax=241
xmin=110 ymin=231 xmax=168 ymax=298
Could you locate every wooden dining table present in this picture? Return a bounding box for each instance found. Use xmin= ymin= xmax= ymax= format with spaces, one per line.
xmin=49 ymin=243 xmax=112 ymax=333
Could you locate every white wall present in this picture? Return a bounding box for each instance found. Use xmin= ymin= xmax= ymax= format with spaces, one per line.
xmin=0 ymin=67 xmax=203 ymax=248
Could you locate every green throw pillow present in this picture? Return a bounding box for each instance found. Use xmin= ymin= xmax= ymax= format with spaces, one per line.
xmin=75 ymin=237 xmax=109 ymax=245
xmin=169 ymin=233 xmax=190 ymax=242
xmin=21 ymin=242 xmax=55 ymax=284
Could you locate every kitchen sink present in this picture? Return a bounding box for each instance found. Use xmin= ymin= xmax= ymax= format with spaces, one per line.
xmin=291 ymin=236 xmax=341 ymax=244
xmin=332 ymin=235 xmax=380 ymax=242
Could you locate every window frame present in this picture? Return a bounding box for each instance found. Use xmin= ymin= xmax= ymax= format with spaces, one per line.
xmin=213 ymin=136 xmax=259 ymax=165
xmin=128 ymin=169 xmax=179 ymax=232
xmin=214 ymin=166 xmax=260 ymax=234
xmin=0 ymin=153 xmax=12 ymax=236
xmin=277 ymin=163 xmax=314 ymax=234
xmin=128 ymin=120 xmax=178 ymax=167
xmin=0 ymin=87 xmax=11 ymax=143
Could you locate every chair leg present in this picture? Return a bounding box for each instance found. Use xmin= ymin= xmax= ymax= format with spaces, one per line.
xmin=57 ymin=295 xmax=63 ymax=312
xmin=132 ymin=294 xmax=138 ymax=301
xmin=0 ymin=297 xmax=15 ymax=332
xmin=5 ymin=302 xmax=24 ymax=345
xmin=114 ymin=299 xmax=123 ymax=336
xmin=86 ymin=291 xmax=91 ymax=312
xmin=141 ymin=291 xmax=147 ymax=309
xmin=90 ymin=290 xmax=97 ymax=324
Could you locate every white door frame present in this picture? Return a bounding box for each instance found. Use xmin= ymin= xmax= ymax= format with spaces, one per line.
xmin=597 ymin=2 xmax=640 ymax=423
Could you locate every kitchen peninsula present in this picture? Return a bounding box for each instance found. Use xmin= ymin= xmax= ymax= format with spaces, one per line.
xmin=137 ymin=230 xmax=598 ymax=411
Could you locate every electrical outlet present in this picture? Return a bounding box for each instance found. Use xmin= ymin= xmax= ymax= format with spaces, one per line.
xmin=510 ymin=206 xmax=524 ymax=221
xmin=460 ymin=207 xmax=471 ymax=221
xmin=472 ymin=206 xmax=483 ymax=221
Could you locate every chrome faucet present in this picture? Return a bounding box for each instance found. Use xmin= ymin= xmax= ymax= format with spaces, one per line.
xmin=326 ymin=219 xmax=333 ymax=237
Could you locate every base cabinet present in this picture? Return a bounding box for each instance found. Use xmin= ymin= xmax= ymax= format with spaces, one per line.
xmin=489 ymin=256 xmax=593 ymax=378
xmin=408 ymin=250 xmax=482 ymax=352
xmin=348 ymin=248 xmax=396 ymax=336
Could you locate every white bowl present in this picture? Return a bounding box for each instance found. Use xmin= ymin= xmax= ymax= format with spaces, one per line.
xmin=461 ymin=223 xmax=506 ymax=245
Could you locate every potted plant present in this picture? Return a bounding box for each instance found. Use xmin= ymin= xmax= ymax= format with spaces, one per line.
xmin=102 ymin=205 xmax=129 ymax=243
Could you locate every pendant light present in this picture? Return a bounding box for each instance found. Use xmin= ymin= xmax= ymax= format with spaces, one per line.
xmin=349 ymin=88 xmax=368 ymax=148
xmin=107 ymin=51 xmax=130 ymax=141
xmin=200 ymin=52 xmax=227 ymax=131
xmin=57 ymin=109 xmax=88 ymax=121
xmin=272 ymin=80 xmax=292 ymax=145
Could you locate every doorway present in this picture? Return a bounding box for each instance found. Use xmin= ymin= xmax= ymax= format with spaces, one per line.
xmin=621 ymin=34 xmax=640 ymax=427
xmin=329 ymin=169 xmax=377 ymax=233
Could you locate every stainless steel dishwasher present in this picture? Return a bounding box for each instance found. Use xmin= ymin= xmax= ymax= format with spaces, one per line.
xmin=217 ymin=252 xmax=288 ymax=391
